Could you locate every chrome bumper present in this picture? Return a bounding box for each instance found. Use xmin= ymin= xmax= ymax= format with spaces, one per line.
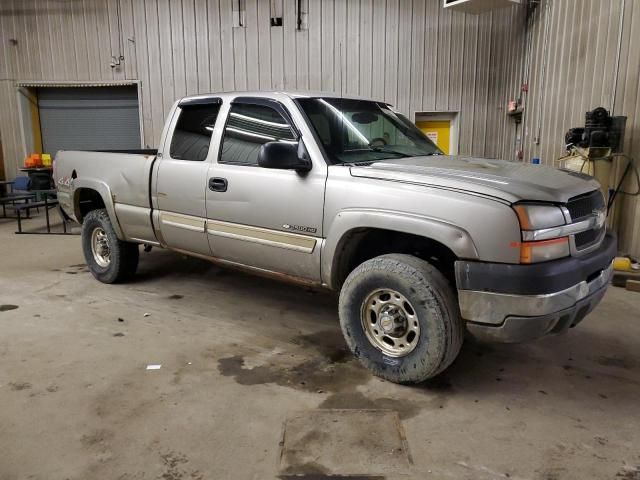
xmin=458 ymin=261 xmax=613 ymax=343
xmin=459 ymin=261 xmax=613 ymax=325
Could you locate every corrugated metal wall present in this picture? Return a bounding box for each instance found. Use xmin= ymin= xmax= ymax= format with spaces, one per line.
xmin=1 ymin=0 xmax=639 ymax=254
xmin=520 ymin=0 xmax=640 ymax=256
xmin=0 ymin=0 xmax=525 ymax=180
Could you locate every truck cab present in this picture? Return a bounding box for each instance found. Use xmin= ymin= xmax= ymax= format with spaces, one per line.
xmin=151 ymin=94 xmax=327 ymax=281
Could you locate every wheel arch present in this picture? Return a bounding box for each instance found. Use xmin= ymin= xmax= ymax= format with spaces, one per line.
xmin=72 ymin=179 xmax=124 ymax=238
xmin=323 ymin=210 xmax=479 ymax=289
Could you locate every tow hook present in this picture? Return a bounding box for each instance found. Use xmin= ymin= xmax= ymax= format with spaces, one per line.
xmin=143 ymin=244 xmax=153 ymax=253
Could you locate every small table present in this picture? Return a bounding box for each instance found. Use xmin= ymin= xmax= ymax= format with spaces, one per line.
xmin=14 ymin=190 xmax=62 ymax=234
xmin=0 ymin=193 xmax=35 ymax=218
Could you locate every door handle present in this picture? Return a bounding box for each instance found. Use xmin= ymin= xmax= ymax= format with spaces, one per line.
xmin=209 ymin=177 xmax=228 ymax=192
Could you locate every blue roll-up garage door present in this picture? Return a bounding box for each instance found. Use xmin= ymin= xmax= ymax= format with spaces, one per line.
xmin=38 ymin=86 xmax=141 ymax=155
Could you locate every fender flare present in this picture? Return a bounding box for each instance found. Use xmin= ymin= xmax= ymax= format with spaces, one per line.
xmin=322 ymin=209 xmax=479 ymax=288
xmin=72 ymin=178 xmax=125 ymax=239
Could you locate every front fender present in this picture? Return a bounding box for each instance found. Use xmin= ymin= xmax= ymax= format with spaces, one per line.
xmin=322 ymin=208 xmax=479 ymax=288
xmin=72 ymin=178 xmax=125 ymax=239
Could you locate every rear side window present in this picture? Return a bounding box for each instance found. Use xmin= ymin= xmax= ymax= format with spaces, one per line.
xmin=169 ymin=103 xmax=221 ymax=161
xmin=219 ymin=103 xmax=296 ymax=166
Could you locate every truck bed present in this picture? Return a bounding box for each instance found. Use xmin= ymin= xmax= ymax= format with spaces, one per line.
xmin=55 ymin=150 xmax=158 ymax=243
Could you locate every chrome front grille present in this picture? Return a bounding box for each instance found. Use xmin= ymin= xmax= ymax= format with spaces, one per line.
xmin=566 ymin=190 xmax=606 ymax=251
xmin=567 ymin=190 xmax=605 ymax=221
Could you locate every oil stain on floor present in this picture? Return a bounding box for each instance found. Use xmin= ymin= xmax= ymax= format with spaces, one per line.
xmin=217 ymin=329 xmax=451 ymax=420
xmin=217 ymin=330 xmax=371 ymax=394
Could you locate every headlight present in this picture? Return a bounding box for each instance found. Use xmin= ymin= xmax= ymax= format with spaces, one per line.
xmin=512 ymin=203 xmax=570 ymax=263
xmin=513 ymin=204 xmax=566 ymax=229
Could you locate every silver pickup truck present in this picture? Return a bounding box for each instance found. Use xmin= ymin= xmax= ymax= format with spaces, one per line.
xmin=55 ymin=91 xmax=616 ymax=384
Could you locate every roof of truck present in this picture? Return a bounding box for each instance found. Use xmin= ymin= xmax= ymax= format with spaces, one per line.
xmin=179 ymin=90 xmax=388 ymax=104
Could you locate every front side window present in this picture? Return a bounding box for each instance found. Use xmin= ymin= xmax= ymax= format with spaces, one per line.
xmin=297 ymin=97 xmax=442 ymax=164
xmin=219 ymin=103 xmax=296 ymax=166
xmin=169 ymin=102 xmax=221 ymax=161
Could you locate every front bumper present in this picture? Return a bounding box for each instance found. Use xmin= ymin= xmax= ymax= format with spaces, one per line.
xmin=455 ymin=232 xmax=616 ymax=343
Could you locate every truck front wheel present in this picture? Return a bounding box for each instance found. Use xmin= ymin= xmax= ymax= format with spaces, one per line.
xmin=338 ymin=254 xmax=464 ymax=384
xmin=82 ymin=209 xmax=139 ymax=284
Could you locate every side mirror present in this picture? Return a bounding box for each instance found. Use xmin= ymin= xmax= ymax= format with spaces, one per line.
xmin=258 ymin=141 xmax=312 ymax=172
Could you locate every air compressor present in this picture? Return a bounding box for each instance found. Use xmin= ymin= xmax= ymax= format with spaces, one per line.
xmin=560 ymin=107 xmax=626 ymax=203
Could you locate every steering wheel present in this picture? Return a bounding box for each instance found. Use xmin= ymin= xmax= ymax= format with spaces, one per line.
xmin=369 ymin=137 xmax=387 ymax=147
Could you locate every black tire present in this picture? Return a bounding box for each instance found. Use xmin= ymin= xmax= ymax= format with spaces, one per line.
xmin=81 ymin=209 xmax=139 ymax=284
xmin=338 ymin=254 xmax=464 ymax=384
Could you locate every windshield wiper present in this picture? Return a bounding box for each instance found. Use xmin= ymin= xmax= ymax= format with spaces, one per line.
xmin=369 ymin=146 xmax=410 ymax=158
xmin=341 ymin=160 xmax=374 ymax=166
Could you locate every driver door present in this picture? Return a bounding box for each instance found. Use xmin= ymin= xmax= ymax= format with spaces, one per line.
xmin=205 ymin=97 xmax=326 ymax=281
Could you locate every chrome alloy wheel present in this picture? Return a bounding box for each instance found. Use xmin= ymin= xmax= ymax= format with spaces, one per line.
xmin=361 ymin=289 xmax=421 ymax=357
xmin=91 ymin=227 xmax=111 ymax=267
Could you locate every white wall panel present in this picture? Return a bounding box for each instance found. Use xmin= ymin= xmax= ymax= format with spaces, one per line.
xmin=333 ymin=0 xmax=346 ymax=95
xmin=270 ymin=20 xmax=284 ymax=90
xmin=0 ymin=0 xmax=526 ymax=170
xmin=131 ymin=0 xmax=153 ymax=145
xmin=120 ymin=0 xmax=138 ymax=81
xmin=232 ymin=8 xmax=248 ymax=90
xmin=345 ymin=0 xmax=359 ymax=95
xmin=5 ymin=0 xmax=638 ymax=253
xmin=245 ymin=0 xmax=260 ymax=90
xmin=383 ymin=0 xmax=398 ymax=105
xmin=158 ymin=0 xmax=175 ymax=119
xmin=308 ymin=0 xmax=322 ymax=91
xmin=207 ymin=0 xmax=224 ymax=92
xmin=169 ymin=0 xmax=186 ymax=98
xmin=370 ymin=0 xmax=385 ymax=101
xmin=396 ymin=0 xmax=412 ymax=115
xmin=283 ymin=0 xmax=297 ymax=90
xmin=143 ymin=0 xmax=164 ymax=141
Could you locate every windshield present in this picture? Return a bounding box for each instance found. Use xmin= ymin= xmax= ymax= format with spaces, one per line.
xmin=296 ymin=97 xmax=442 ymax=164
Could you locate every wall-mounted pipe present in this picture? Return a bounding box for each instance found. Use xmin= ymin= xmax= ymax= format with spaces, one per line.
xmin=534 ymin=0 xmax=552 ymax=146
xmin=611 ymin=0 xmax=626 ymax=114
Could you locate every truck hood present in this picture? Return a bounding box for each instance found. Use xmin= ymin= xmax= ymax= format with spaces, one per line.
xmin=349 ymin=156 xmax=601 ymax=203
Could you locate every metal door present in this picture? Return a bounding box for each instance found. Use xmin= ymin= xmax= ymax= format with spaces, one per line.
xmin=38 ymin=86 xmax=141 ymax=154
xmin=416 ymin=120 xmax=451 ymax=154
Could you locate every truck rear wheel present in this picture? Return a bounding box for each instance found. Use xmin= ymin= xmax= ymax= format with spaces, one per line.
xmin=82 ymin=209 xmax=139 ymax=284
xmin=338 ymin=254 xmax=464 ymax=384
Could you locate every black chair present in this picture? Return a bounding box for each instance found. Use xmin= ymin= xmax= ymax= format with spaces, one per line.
xmin=30 ymin=172 xmax=52 ymax=191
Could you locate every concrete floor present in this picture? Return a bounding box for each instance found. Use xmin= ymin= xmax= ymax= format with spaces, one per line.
xmin=1 ymin=215 xmax=639 ymax=480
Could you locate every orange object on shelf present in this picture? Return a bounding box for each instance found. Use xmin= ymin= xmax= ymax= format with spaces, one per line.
xmin=24 ymin=153 xmax=44 ymax=168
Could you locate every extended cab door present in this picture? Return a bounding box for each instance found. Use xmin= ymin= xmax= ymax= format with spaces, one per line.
xmin=204 ymin=97 xmax=327 ymax=281
xmin=154 ymin=98 xmax=221 ymax=256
